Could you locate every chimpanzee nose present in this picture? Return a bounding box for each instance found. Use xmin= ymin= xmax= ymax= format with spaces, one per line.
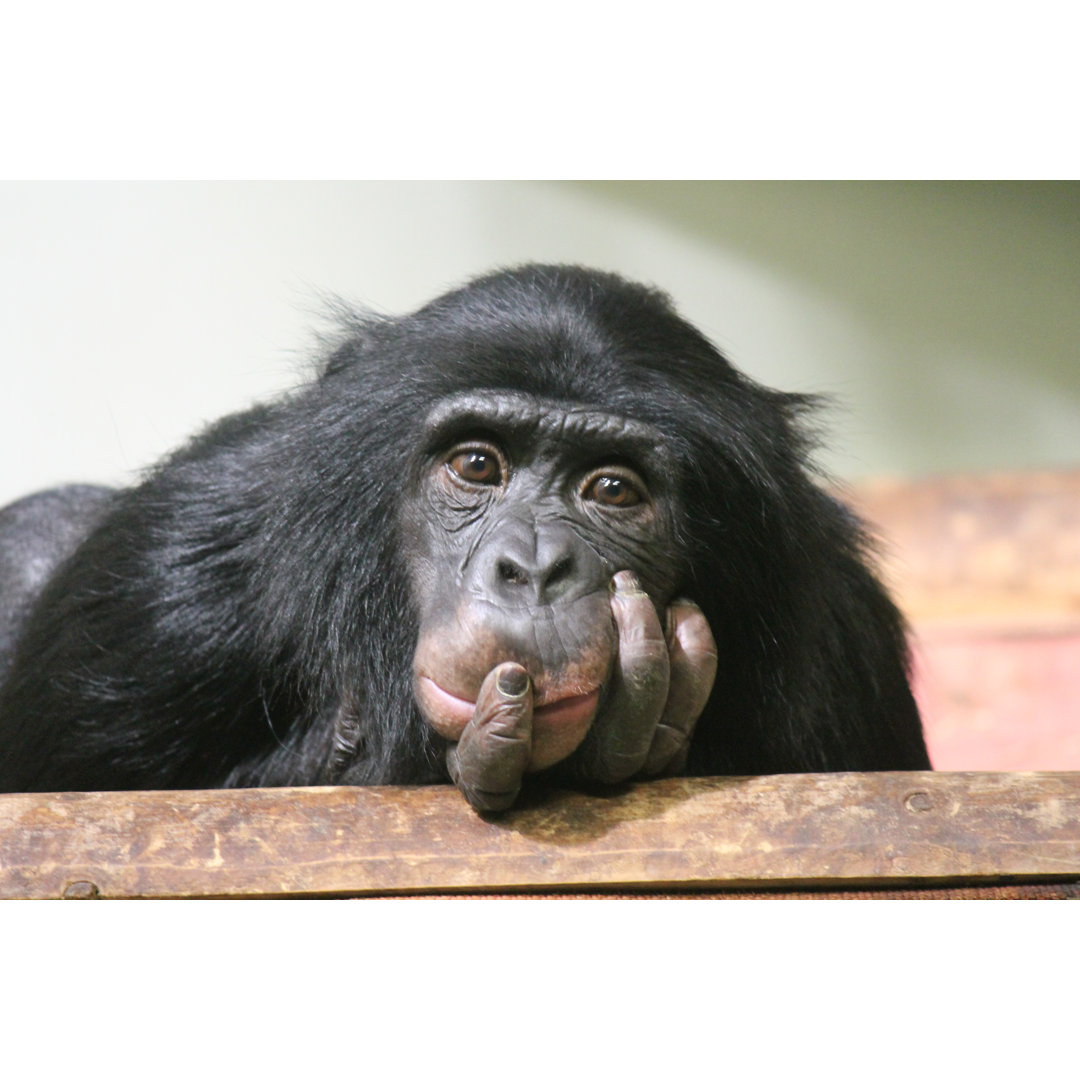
xmin=474 ymin=519 xmax=605 ymax=606
xmin=495 ymin=549 xmax=574 ymax=598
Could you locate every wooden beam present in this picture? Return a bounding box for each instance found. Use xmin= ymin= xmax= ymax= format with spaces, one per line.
xmin=2 ymin=771 xmax=1078 ymax=898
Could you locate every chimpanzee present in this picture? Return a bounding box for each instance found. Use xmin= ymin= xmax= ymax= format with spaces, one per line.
xmin=0 ymin=264 xmax=929 ymax=809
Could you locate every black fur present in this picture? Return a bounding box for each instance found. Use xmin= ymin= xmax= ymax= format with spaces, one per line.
xmin=0 ymin=265 xmax=929 ymax=792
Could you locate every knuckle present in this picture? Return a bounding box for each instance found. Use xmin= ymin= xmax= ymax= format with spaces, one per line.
xmin=475 ymin=697 xmax=532 ymax=736
xmin=668 ymin=602 xmax=716 ymax=646
xmin=612 ymin=591 xmax=663 ymax=633
xmin=677 ymin=619 xmax=717 ymax=655
xmin=480 ymin=702 xmax=530 ymax=732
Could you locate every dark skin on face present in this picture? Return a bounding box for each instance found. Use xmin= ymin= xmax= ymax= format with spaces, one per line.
xmin=402 ymin=391 xmax=719 ymax=812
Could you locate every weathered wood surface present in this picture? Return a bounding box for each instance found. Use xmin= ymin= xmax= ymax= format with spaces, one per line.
xmin=2 ymin=772 xmax=1078 ymax=899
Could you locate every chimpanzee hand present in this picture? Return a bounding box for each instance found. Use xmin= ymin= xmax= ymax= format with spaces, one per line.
xmin=568 ymin=571 xmax=718 ymax=784
xmin=446 ymin=662 xmax=535 ymax=813
xmin=446 ymin=571 xmax=718 ymax=812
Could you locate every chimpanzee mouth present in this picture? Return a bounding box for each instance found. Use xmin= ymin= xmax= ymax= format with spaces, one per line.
xmin=532 ymin=689 xmax=601 ymax=723
xmin=415 ymin=675 xmax=601 ymax=739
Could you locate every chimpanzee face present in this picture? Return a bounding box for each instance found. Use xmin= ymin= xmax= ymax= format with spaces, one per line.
xmin=400 ymin=389 xmax=681 ymax=772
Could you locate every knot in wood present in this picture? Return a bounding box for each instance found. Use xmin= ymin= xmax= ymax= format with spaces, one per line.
xmin=903 ymin=790 xmax=934 ymax=814
xmin=62 ymin=880 xmax=101 ymax=899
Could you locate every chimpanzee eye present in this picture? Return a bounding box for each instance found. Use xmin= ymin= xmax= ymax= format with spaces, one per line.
xmin=583 ymin=472 xmax=643 ymax=508
xmin=447 ymin=448 xmax=502 ymax=486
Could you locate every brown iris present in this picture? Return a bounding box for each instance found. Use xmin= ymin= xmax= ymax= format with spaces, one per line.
xmin=584 ymin=473 xmax=642 ymax=507
xmin=448 ymin=448 xmax=502 ymax=486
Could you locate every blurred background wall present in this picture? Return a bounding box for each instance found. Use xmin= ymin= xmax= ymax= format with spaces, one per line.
xmin=1 ymin=180 xmax=1077 ymax=507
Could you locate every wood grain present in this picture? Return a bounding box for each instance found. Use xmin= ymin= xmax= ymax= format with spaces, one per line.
xmin=2 ymin=772 xmax=1078 ymax=899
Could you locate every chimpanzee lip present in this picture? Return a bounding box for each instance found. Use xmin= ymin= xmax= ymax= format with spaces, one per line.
xmin=533 ymin=688 xmax=601 ymax=721
xmin=417 ymin=675 xmax=600 ymax=728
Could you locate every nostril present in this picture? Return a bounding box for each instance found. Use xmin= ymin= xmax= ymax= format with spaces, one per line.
xmin=544 ymin=556 xmax=574 ymax=590
xmin=497 ymin=558 xmax=529 ymax=586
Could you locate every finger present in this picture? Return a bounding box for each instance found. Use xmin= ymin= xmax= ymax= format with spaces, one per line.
xmin=581 ymin=570 xmax=670 ymax=783
xmin=641 ymin=599 xmax=718 ymax=775
xmin=447 ymin=663 xmax=533 ymax=812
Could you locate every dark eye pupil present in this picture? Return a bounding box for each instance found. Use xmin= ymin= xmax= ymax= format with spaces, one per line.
xmin=598 ymin=477 xmax=624 ymax=500
xmin=464 ymin=453 xmax=490 ymax=478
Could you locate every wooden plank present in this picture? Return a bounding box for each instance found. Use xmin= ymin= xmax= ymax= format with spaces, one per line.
xmin=2 ymin=772 xmax=1078 ymax=899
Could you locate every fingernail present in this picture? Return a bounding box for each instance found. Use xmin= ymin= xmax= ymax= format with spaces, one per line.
xmin=496 ymin=666 xmax=530 ymax=697
xmin=613 ymin=570 xmax=645 ymax=595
